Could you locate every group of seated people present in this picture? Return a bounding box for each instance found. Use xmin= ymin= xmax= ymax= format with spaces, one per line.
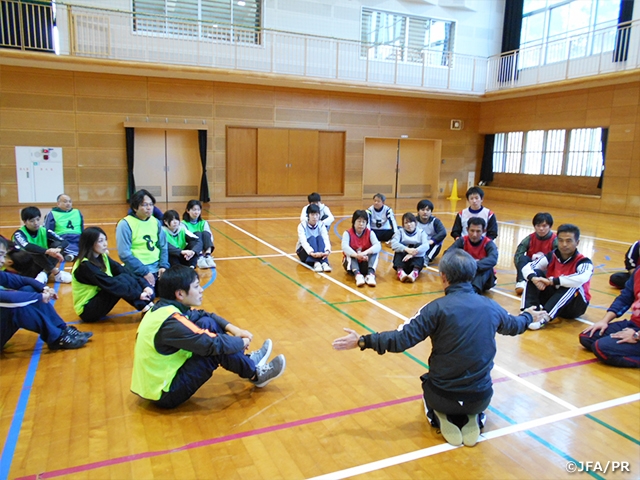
xmin=1 ymin=188 xmax=637 ymax=423
xmin=296 ymin=188 xmax=639 ymax=369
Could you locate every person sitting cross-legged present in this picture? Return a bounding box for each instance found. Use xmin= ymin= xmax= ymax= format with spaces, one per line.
xmin=579 ymin=267 xmax=640 ymax=368
xmin=445 ymin=217 xmax=497 ymax=294
xmin=130 ymin=265 xmax=286 ymax=409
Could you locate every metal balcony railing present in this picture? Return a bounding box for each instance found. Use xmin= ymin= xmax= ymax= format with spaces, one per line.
xmin=1 ymin=1 xmax=638 ymax=95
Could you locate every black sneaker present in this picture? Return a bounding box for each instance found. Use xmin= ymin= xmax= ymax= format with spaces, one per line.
xmin=66 ymin=325 xmax=93 ymax=339
xmin=251 ymin=354 xmax=286 ymax=387
xmin=49 ymin=330 xmax=88 ymax=350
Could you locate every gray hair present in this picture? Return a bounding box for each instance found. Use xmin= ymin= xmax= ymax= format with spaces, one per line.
xmin=439 ymin=249 xmax=477 ymax=284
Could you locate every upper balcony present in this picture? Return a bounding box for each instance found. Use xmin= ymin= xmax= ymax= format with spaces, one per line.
xmin=1 ymin=1 xmax=639 ymax=97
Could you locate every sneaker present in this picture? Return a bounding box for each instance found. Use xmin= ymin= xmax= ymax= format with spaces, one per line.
xmin=141 ymin=302 xmax=154 ymax=314
xmin=64 ymin=253 xmax=75 ymax=263
xmin=515 ymin=281 xmax=526 ymax=295
xmin=313 ymin=262 xmax=323 ymax=272
xmin=478 ymin=412 xmax=486 ymax=429
xmin=66 ymin=325 xmax=93 ymax=339
xmin=251 ymin=354 xmax=286 ymax=387
xmin=48 ymin=330 xmax=88 ymax=350
xmin=397 ymin=270 xmax=407 ymax=282
xmin=365 ymin=274 xmax=376 ymax=287
xmin=409 ymin=270 xmax=420 ymax=283
xmin=35 ymin=271 xmax=48 ymax=284
xmin=248 ymin=339 xmax=273 ymax=367
xmin=355 ymin=273 xmax=365 ymax=287
xmin=434 ymin=410 xmax=462 ymax=446
xmin=528 ymin=312 xmax=551 ymax=330
xmin=197 ymin=256 xmax=210 ymax=269
xmin=206 ymin=256 xmax=216 ymax=268
xmin=321 ymin=262 xmax=332 ymax=272
xmin=54 ymin=270 xmax=72 ymax=283
xmin=461 ymin=414 xmax=481 ymax=447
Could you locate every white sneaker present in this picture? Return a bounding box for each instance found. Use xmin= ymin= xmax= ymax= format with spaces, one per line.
xmin=365 ymin=274 xmax=377 ymax=286
xmin=397 ymin=270 xmax=407 ymax=282
xmin=409 ymin=270 xmax=419 ymax=283
xmin=54 ymin=270 xmax=72 ymax=283
xmin=206 ymin=256 xmax=216 ymax=268
xmin=355 ymin=273 xmax=365 ymax=287
xmin=515 ymin=281 xmax=526 ymax=295
xmin=197 ymin=256 xmax=210 ymax=269
xmin=321 ymin=263 xmax=332 ymax=272
xmin=313 ymin=262 xmax=323 ymax=272
xmin=528 ymin=312 xmax=551 ymax=330
xmin=35 ymin=271 xmax=49 ymax=284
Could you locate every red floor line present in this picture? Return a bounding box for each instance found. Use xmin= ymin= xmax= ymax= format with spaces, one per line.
xmin=16 ymin=357 xmax=600 ymax=479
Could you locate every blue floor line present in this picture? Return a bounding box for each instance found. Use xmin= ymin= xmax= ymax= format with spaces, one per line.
xmin=0 ymin=267 xmax=217 ymax=479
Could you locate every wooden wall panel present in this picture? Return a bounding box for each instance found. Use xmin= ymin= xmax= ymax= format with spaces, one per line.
xmin=288 ymin=129 xmax=318 ymax=194
xmin=226 ymin=127 xmax=257 ymax=196
xmin=257 ymin=128 xmax=289 ymax=195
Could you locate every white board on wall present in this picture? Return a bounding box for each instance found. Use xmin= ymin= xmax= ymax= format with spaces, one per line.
xmin=15 ymin=147 xmax=64 ymax=203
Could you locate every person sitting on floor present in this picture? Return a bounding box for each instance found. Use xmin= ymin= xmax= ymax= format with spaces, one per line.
xmin=72 ymin=227 xmax=155 ymax=323
xmin=342 ymin=209 xmax=381 ymax=287
xmin=44 ymin=193 xmax=84 ymax=261
xmin=513 ymin=212 xmax=557 ymax=295
xmin=130 ymin=265 xmax=286 ymax=409
xmin=391 ymin=212 xmax=429 ymax=283
xmin=579 ymin=267 xmax=639 ymax=368
xmin=609 ymin=240 xmax=639 ymax=289
xmin=445 ymin=217 xmax=498 ymax=294
xmin=0 ymin=236 xmax=91 ymax=351
xmin=296 ymin=204 xmax=332 ymax=272
xmin=521 ymin=224 xmax=593 ymax=330
xmin=12 ymin=206 xmax=73 ymax=283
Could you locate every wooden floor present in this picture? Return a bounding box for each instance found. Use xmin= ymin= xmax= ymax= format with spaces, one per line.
xmin=0 ymin=198 xmax=639 ymax=480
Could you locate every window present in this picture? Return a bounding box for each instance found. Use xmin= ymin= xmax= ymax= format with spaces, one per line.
xmin=360 ymin=8 xmax=454 ymax=66
xmin=132 ymin=0 xmax=262 ymax=44
xmin=493 ymin=128 xmax=603 ymax=177
xmin=520 ymin=0 xmax=621 ymax=68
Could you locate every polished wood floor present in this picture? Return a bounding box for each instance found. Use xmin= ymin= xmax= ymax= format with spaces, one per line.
xmin=1 ymin=198 xmax=639 ymax=480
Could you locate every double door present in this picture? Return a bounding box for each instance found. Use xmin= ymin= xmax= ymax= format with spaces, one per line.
xmin=363 ymin=138 xmax=441 ymax=199
xmin=133 ymin=129 xmax=202 ymax=203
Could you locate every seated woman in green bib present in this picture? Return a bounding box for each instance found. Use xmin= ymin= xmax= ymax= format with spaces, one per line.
xmin=72 ymin=227 xmax=155 ymax=323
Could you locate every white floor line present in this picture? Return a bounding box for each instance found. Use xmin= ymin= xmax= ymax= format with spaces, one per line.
xmin=223 ymin=220 xmax=408 ymax=321
xmin=308 ymin=393 xmax=640 ymax=480
xmin=225 ymin=220 xmax=595 ymax=407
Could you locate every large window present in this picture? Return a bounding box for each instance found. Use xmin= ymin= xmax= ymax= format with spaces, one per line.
xmin=360 ymin=8 xmax=454 ymax=66
xmin=132 ymin=0 xmax=262 ymax=44
xmin=493 ymin=128 xmax=604 ymax=177
xmin=519 ymin=0 xmax=621 ymax=68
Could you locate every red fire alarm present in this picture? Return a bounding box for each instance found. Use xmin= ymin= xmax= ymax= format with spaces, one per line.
xmin=42 ymin=148 xmax=49 ymax=160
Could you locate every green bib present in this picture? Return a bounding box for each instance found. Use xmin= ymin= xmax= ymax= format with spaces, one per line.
xmin=164 ymin=226 xmax=187 ymax=250
xmin=71 ymin=255 xmax=112 ymax=315
xmin=51 ymin=209 xmax=82 ymax=235
xmin=15 ymin=225 xmax=48 ymax=249
xmin=182 ymin=219 xmax=206 ymax=233
xmin=131 ymin=304 xmax=193 ymax=401
xmin=123 ymin=215 xmax=161 ymax=266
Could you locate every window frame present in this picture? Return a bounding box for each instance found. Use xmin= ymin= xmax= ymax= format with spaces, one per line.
xmin=360 ymin=7 xmax=455 ymax=67
xmin=492 ymin=127 xmax=604 ymax=177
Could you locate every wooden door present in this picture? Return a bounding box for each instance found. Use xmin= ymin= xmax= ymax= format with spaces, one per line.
xmin=362 ymin=138 xmax=398 ymax=199
xmin=166 ymin=130 xmax=202 ymax=202
xmin=288 ymin=129 xmax=318 ymax=195
xmin=227 ymin=127 xmax=257 ymax=195
xmin=318 ymin=131 xmax=345 ymax=194
xmin=396 ymin=139 xmax=441 ymax=198
xmin=133 ymin=129 xmax=167 ymax=201
xmin=257 ymin=128 xmax=289 ymax=195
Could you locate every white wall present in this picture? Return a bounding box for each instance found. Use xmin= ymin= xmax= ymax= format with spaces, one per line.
xmin=65 ymin=0 xmax=506 ymax=58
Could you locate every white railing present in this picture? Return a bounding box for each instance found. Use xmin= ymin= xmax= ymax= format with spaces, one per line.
xmin=486 ymin=19 xmax=640 ymax=91
xmin=1 ymin=1 xmax=638 ymax=95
